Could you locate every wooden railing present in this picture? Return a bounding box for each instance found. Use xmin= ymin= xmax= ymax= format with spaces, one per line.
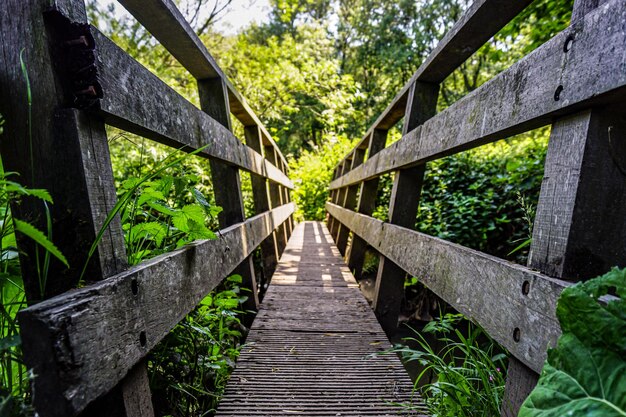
xmin=0 ymin=1 xmax=294 ymax=416
xmin=326 ymin=0 xmax=626 ymax=415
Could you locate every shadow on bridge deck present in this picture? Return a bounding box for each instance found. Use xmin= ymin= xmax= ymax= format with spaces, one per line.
xmin=216 ymin=221 xmax=427 ymax=417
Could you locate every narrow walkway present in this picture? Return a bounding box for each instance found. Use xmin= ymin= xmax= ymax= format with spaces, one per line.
xmin=216 ymin=221 xmax=426 ymax=416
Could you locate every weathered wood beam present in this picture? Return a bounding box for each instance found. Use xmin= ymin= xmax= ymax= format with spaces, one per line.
xmin=332 ymin=0 xmax=534 ymax=172
xmin=245 ymin=126 xmax=279 ymax=284
xmin=326 ymin=203 xmax=568 ymax=373
xmin=18 ymin=203 xmax=295 ymax=417
xmin=330 ymin=0 xmax=626 ymax=190
xmin=265 ymin=147 xmax=288 ymax=256
xmin=89 ymin=29 xmax=293 ymax=189
xmin=336 ymin=148 xmax=366 ymax=255
xmin=114 ymin=0 xmax=288 ymax=167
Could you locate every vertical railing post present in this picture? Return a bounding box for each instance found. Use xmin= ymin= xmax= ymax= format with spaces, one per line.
xmin=336 ymin=148 xmax=366 ymax=255
xmin=372 ymin=81 xmax=439 ymax=334
xmin=0 ymin=1 xmax=155 ymax=416
xmin=346 ymin=129 xmax=388 ymax=279
xmin=330 ymin=159 xmax=350 ymax=240
xmin=501 ymin=3 xmax=623 ymax=414
xmin=197 ymin=77 xmax=259 ymax=318
xmin=265 ymin=145 xmax=288 ymax=257
xmin=245 ymin=126 xmax=280 ymax=288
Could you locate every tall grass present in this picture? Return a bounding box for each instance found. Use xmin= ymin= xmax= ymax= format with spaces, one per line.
xmin=392 ymin=313 xmax=508 ymax=417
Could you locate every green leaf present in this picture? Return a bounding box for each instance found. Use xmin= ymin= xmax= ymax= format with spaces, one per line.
xmin=519 ymin=268 xmax=626 ymax=417
xmin=172 ymin=204 xmax=206 ymax=233
xmin=14 ymin=219 xmax=69 ymax=268
xmin=137 ymin=188 xmax=166 ymax=206
xmin=129 ymin=222 xmax=167 ymax=246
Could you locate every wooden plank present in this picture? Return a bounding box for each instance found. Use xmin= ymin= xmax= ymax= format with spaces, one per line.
xmin=346 ymin=130 xmax=388 ymax=279
xmin=528 ymin=108 xmax=626 ymax=279
xmin=373 ymin=81 xmax=439 ymax=334
xmin=17 ymin=203 xmax=294 ymax=417
xmin=326 ymin=203 xmax=569 ymax=373
xmin=0 ymin=2 xmax=123 ymax=301
xmin=332 ymin=0 xmax=534 ymax=172
xmin=114 ymin=0 xmax=288 ymax=168
xmin=89 ymin=29 xmax=293 ymax=189
xmin=216 ymin=222 xmax=426 ymax=417
xmin=330 ymin=0 xmax=626 ymax=190
xmin=199 ymin=77 xmax=259 ymax=319
xmin=0 ymin=3 xmax=155 ymax=416
xmin=245 ymin=126 xmax=279 ymax=284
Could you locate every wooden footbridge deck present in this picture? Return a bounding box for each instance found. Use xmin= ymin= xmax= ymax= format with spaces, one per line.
xmin=217 ymin=222 xmax=424 ymax=417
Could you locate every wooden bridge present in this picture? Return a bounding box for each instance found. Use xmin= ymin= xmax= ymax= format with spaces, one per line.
xmin=216 ymin=221 xmax=424 ymax=416
xmin=1 ymin=0 xmax=625 ymax=416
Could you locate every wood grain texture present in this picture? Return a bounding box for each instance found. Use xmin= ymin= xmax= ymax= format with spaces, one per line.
xmin=372 ymin=81 xmax=438 ymax=334
xmin=90 ymin=29 xmax=293 ymax=189
xmin=529 ymin=107 xmax=626 ymax=279
xmin=18 ymin=203 xmax=294 ymax=417
xmin=0 ymin=1 xmax=123 ymax=301
xmin=330 ymin=0 xmax=626 ymax=190
xmin=216 ymin=222 xmax=426 ymax=417
xmin=326 ymin=203 xmax=569 ymax=373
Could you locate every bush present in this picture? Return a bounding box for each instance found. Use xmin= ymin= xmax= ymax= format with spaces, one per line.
xmin=372 ymin=129 xmax=548 ymax=262
xmin=289 ymin=134 xmax=356 ymax=221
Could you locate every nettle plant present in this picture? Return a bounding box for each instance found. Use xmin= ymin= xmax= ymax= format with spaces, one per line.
xmin=118 ymin=168 xmax=221 ymax=265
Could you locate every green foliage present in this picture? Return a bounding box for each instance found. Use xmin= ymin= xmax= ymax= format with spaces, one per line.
xmin=118 ymin=169 xmax=220 ymax=265
xmin=372 ymin=131 xmax=548 ymax=262
xmin=519 ymin=268 xmax=626 ymax=417
xmin=0 ymin=112 xmax=62 ymax=415
xmin=392 ymin=313 xmax=508 ymax=417
xmin=288 ymin=134 xmax=356 ymax=221
xmin=149 ymin=275 xmax=247 ymax=417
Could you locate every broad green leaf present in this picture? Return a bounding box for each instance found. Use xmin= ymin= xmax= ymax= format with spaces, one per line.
xmin=172 ymin=204 xmax=206 ymax=233
xmin=14 ymin=219 xmax=68 ymax=267
xmin=520 ymin=268 xmax=626 ymax=417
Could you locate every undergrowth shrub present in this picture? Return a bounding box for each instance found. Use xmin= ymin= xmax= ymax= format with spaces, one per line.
xmin=373 ymin=129 xmax=548 ymax=262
